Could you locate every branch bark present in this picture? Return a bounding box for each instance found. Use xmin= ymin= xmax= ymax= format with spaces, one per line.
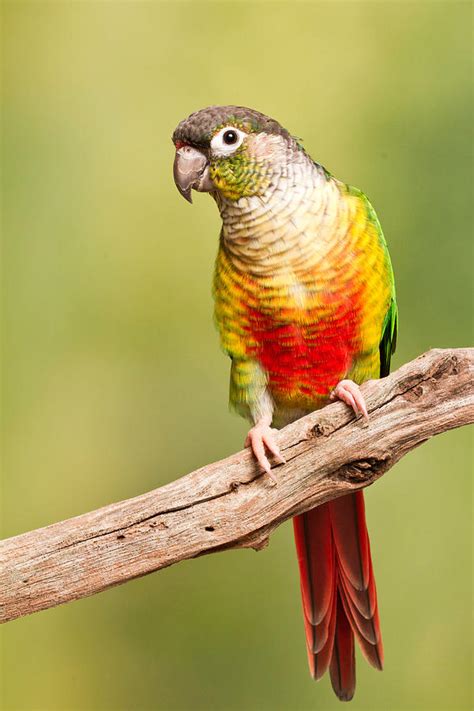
xmin=1 ymin=348 xmax=472 ymax=624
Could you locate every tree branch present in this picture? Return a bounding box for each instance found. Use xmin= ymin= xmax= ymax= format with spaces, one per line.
xmin=1 ymin=348 xmax=472 ymax=624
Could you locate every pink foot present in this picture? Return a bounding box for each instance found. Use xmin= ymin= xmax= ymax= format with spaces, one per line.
xmin=330 ymin=379 xmax=369 ymax=420
xmin=245 ymin=417 xmax=286 ymax=483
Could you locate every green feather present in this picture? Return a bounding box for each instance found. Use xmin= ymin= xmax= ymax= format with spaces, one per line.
xmin=379 ymin=298 xmax=398 ymax=377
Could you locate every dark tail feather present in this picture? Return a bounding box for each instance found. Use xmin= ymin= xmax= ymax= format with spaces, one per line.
xmin=293 ymin=491 xmax=383 ymax=701
xmin=330 ymin=592 xmax=356 ymax=701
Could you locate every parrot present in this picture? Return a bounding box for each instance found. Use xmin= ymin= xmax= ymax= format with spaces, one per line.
xmin=172 ymin=105 xmax=397 ymax=701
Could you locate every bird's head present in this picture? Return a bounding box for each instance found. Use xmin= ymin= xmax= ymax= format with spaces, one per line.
xmin=172 ymin=105 xmax=295 ymax=203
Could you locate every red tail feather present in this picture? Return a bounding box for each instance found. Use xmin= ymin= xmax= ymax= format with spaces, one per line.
xmin=293 ymin=491 xmax=383 ymax=701
xmin=330 ymin=592 xmax=356 ymax=701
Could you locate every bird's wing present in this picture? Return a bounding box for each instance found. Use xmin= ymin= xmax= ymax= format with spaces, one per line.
xmin=379 ymin=297 xmax=398 ymax=377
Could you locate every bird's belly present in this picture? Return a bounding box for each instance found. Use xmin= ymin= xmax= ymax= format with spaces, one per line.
xmin=247 ymin=304 xmax=365 ymax=412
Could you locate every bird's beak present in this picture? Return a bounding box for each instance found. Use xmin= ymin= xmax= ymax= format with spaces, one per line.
xmin=173 ymin=145 xmax=213 ymax=203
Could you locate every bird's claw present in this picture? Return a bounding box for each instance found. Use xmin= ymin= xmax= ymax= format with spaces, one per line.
xmin=330 ymin=379 xmax=369 ymax=420
xmin=245 ymin=422 xmax=286 ymax=484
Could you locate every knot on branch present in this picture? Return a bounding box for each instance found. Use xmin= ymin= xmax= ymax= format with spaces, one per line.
xmin=312 ymin=422 xmax=333 ymax=437
xmin=337 ymin=456 xmax=391 ymax=484
xmin=399 ymin=352 xmax=462 ymax=401
xmin=427 ymin=353 xmax=460 ymax=379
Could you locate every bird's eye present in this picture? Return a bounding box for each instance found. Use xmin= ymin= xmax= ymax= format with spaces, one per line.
xmin=210 ymin=126 xmax=247 ymax=155
xmin=223 ymin=130 xmax=238 ymax=145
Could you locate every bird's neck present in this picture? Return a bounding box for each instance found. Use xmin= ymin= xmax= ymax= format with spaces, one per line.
xmin=215 ymin=156 xmax=342 ymax=276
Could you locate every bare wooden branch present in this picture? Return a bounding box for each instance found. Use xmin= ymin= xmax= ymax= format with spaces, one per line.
xmin=1 ymin=348 xmax=472 ymax=624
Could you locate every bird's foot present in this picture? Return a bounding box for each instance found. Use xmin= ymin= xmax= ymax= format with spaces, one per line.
xmin=330 ymin=379 xmax=369 ymax=420
xmin=245 ymin=417 xmax=286 ymax=484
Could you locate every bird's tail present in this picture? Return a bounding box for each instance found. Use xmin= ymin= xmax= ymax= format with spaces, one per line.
xmin=293 ymin=491 xmax=383 ymax=701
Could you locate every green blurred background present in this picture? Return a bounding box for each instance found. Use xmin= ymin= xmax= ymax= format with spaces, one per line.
xmin=1 ymin=1 xmax=472 ymax=710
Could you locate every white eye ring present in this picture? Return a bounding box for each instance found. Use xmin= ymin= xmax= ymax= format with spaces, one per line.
xmin=210 ymin=126 xmax=247 ymax=156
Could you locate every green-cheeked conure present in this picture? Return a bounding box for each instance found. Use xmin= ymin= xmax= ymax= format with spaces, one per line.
xmin=172 ymin=105 xmax=397 ymax=701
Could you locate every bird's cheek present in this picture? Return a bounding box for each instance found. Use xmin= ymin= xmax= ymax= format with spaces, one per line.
xmin=209 ymin=164 xmax=243 ymax=201
xmin=209 ymin=165 xmax=226 ymax=192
